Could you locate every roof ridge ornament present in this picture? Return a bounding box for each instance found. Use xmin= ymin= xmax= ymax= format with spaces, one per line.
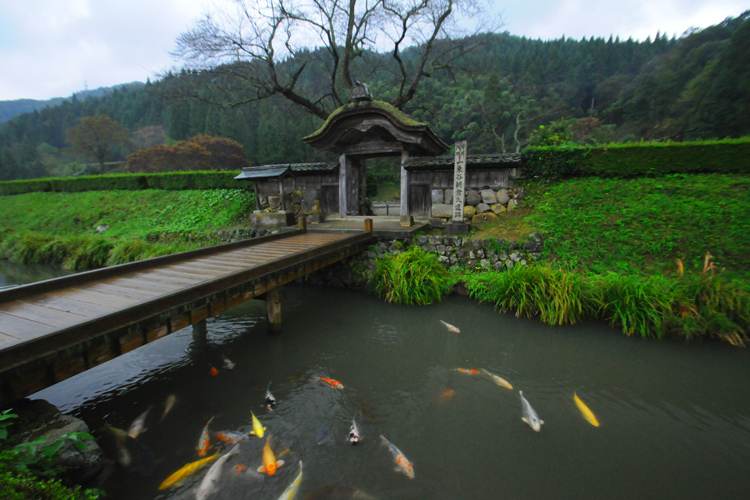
xmin=348 ymin=81 xmax=372 ymax=103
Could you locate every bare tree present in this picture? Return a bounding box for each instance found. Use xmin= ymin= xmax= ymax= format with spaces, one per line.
xmin=170 ymin=0 xmax=498 ymax=118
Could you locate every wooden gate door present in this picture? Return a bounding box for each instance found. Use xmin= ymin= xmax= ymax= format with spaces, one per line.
xmin=320 ymin=185 xmax=339 ymax=217
xmin=408 ymin=184 xmax=431 ymax=217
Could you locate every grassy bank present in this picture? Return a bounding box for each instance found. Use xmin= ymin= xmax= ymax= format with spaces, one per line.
xmin=0 ymin=189 xmax=254 ymax=268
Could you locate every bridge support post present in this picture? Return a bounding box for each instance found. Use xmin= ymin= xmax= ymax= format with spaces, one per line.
xmin=192 ymin=319 xmax=207 ymax=350
xmin=267 ymin=288 xmax=282 ymax=334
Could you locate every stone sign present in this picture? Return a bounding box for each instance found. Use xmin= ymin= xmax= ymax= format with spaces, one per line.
xmin=452 ymin=140 xmax=467 ymax=221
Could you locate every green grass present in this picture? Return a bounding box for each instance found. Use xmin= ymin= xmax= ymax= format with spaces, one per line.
xmin=370 ymin=246 xmax=453 ymax=305
xmin=0 ymin=189 xmax=254 ymax=269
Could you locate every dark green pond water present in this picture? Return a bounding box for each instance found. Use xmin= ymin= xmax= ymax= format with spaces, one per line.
xmin=5 ymin=262 xmax=750 ymax=499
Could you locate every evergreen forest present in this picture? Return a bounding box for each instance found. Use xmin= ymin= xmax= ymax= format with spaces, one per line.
xmin=0 ymin=10 xmax=748 ymax=181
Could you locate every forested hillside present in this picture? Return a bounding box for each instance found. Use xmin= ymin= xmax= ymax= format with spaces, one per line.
xmin=0 ymin=11 xmax=748 ymax=181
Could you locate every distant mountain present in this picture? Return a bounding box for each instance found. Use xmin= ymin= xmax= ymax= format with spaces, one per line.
xmin=0 ymin=82 xmax=145 ymax=123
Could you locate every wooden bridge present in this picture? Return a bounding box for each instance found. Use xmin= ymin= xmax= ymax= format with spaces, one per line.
xmin=0 ymin=224 xmax=375 ymax=407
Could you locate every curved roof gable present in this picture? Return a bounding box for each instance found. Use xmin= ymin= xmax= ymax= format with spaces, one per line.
xmin=303 ymin=100 xmax=448 ymax=157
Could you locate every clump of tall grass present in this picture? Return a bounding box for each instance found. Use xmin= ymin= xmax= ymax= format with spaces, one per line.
xmin=464 ymin=264 xmax=597 ymax=325
xmin=370 ymin=246 xmax=451 ymax=305
xmin=589 ymin=272 xmax=675 ymax=338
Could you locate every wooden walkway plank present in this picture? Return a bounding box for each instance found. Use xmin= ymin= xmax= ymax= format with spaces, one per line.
xmin=0 ymin=311 xmax=58 ymax=337
xmin=65 ymin=288 xmax=140 ymax=308
xmin=81 ymin=282 xmax=164 ymax=301
xmin=0 ymin=301 xmax=89 ymax=327
xmin=24 ymin=295 xmax=114 ymax=318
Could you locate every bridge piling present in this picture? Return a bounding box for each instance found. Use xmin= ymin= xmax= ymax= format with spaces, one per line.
xmin=266 ymin=288 xmax=282 ymax=333
xmin=192 ymin=319 xmax=207 ymax=351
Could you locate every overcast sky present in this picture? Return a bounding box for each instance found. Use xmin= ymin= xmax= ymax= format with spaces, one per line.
xmin=0 ymin=0 xmax=747 ymax=101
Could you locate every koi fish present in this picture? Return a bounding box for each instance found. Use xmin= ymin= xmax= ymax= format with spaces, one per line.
xmin=440 ymin=389 xmax=455 ymax=401
xmin=197 ymin=416 xmax=216 ymax=456
xmin=453 ymin=368 xmax=480 ymax=375
xmin=196 ymin=443 xmax=241 ymax=500
xmin=160 ymin=394 xmax=176 ymax=422
xmin=235 ymin=464 xmax=248 ymax=473
xmin=215 ymin=430 xmax=249 ymax=443
xmin=222 ymin=354 xmax=235 ymax=369
xmin=379 ymin=435 xmax=414 ymax=479
xmin=319 ymin=377 xmax=344 ymax=389
xmin=479 ymin=368 xmax=514 ymax=390
xmin=257 ymin=437 xmax=285 ymax=476
xmin=440 ymin=320 xmax=460 ymax=333
xmin=347 ymin=414 xmax=361 ymax=445
xmin=210 ymin=366 xmax=219 ymax=376
xmin=265 ymin=381 xmax=277 ymax=411
xmin=316 ymin=424 xmax=331 ymax=445
xmin=158 ymin=451 xmax=219 ymax=490
xmin=250 ymin=412 xmax=266 ymax=438
xmin=128 ymin=405 xmax=151 ymax=439
xmin=277 ymin=461 xmax=303 ymax=500
xmin=520 ymin=391 xmax=544 ymax=432
xmin=574 ymin=392 xmax=600 ymax=427
xmin=102 ymin=425 xmax=132 ymax=467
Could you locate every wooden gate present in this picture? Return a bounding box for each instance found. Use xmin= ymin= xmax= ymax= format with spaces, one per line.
xmin=408 ymin=184 xmax=431 ymax=217
xmin=320 ymin=185 xmax=339 ymax=217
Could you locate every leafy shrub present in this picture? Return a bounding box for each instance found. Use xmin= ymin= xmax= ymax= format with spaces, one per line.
xmin=370 ymin=246 xmax=451 ymax=305
xmin=523 ymin=138 xmax=750 ymax=179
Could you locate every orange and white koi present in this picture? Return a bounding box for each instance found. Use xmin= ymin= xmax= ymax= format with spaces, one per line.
xmin=453 ymin=368 xmax=480 ymax=375
xmin=440 ymin=389 xmax=455 ymax=401
xmin=158 ymin=451 xmax=219 ymax=490
xmin=257 ymin=437 xmax=285 ymax=476
xmin=215 ymin=430 xmax=249 ymax=443
xmin=379 ymin=435 xmax=414 ymax=479
xmin=440 ymin=320 xmax=460 ymax=333
xmin=318 ymin=377 xmax=344 ymax=389
xmin=479 ymin=368 xmax=514 ymax=390
xmin=249 ymin=412 xmax=266 ymax=438
xmin=197 ymin=416 xmax=216 ymax=456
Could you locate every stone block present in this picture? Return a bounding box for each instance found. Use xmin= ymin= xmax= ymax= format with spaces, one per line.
xmin=431 ymin=189 xmax=444 ymax=204
xmin=445 ymin=222 xmax=470 ymax=234
xmin=466 ymin=190 xmax=481 ymax=206
xmin=472 ymin=212 xmax=497 ymax=224
xmin=496 ymin=189 xmax=510 ymax=205
xmin=249 ymin=212 xmax=295 ymax=228
xmin=464 ymin=205 xmax=477 ymax=218
xmin=431 ymin=203 xmax=453 ymax=218
xmin=444 ymin=189 xmax=454 ymax=204
xmin=480 ymin=189 xmax=497 ymax=204
xmin=507 ymin=199 xmax=520 ymax=211
xmin=491 ymin=203 xmax=507 ymax=214
xmin=476 ymin=203 xmax=490 ymax=213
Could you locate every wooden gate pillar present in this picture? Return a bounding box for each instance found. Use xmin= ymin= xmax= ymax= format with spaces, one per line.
xmin=267 ymin=288 xmax=282 ymax=333
xmin=400 ymin=150 xmax=410 ymax=216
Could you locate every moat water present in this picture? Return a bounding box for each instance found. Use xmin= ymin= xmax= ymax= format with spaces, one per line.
xmin=3 ymin=261 xmax=750 ymax=499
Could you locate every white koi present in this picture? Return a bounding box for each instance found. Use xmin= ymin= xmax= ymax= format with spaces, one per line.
xmin=195 ymin=443 xmax=241 ymax=500
xmin=520 ymin=391 xmax=544 ymax=432
xmin=440 ymin=320 xmax=460 ymax=333
xmin=479 ymin=368 xmax=514 ymax=390
xmin=128 ymin=405 xmax=151 ymax=439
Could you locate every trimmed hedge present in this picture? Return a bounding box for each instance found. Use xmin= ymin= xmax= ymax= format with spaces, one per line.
xmin=0 ymin=171 xmax=250 ymax=196
xmin=523 ymin=138 xmax=750 ymax=179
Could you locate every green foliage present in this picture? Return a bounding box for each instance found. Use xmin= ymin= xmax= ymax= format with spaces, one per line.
xmin=0 ymin=411 xmax=101 ymax=500
xmin=464 ymin=265 xmax=597 ymax=325
xmin=0 ymin=171 xmax=249 ymax=196
xmin=524 ymin=174 xmax=750 ymax=279
xmin=462 ymin=263 xmax=750 ymax=343
xmin=370 ymin=246 xmax=452 ymax=305
xmin=523 ymin=138 xmax=750 ymax=180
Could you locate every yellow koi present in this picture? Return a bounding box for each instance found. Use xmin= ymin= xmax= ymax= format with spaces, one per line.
xmin=479 ymin=368 xmax=513 ymax=390
xmin=250 ymin=411 xmax=266 ymax=438
xmin=158 ymin=451 xmax=219 ymax=490
xmin=574 ymin=392 xmax=600 ymax=427
xmin=257 ymin=437 xmax=285 ymax=476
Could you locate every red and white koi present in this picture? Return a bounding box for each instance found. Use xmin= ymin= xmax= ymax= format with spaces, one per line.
xmin=379 ymin=435 xmax=414 ymax=479
xmin=319 ymin=377 xmax=344 ymax=389
xmin=197 ymin=416 xmax=216 ymax=456
xmin=453 ymin=368 xmax=480 ymax=375
xmin=215 ymin=430 xmax=249 ymax=443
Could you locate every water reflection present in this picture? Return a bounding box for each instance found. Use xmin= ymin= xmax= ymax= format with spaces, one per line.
xmin=22 ymin=283 xmax=750 ymax=500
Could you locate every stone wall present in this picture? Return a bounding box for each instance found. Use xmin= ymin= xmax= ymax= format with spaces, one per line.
xmin=303 ymin=233 xmax=544 ymax=289
xmin=432 ymin=186 xmax=527 ymax=222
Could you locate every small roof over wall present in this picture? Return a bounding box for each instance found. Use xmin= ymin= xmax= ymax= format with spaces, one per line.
xmin=403 ymin=153 xmax=522 ymax=170
xmin=234 ymin=161 xmax=339 ymax=180
xmin=303 ymin=90 xmax=448 ymax=157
